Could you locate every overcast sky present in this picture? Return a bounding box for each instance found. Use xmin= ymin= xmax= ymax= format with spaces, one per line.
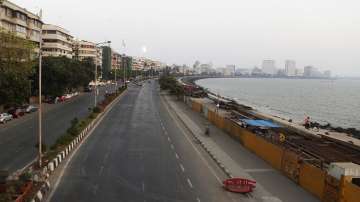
xmin=13 ymin=0 xmax=360 ymax=76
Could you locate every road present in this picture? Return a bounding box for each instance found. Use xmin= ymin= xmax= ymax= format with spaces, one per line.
xmin=0 ymin=85 xmax=115 ymax=173
xmin=50 ymin=81 xmax=239 ymax=202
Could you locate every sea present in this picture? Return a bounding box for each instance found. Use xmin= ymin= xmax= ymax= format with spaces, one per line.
xmin=196 ymin=78 xmax=360 ymax=130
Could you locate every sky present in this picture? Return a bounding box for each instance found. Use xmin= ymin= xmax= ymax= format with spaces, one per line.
xmin=12 ymin=0 xmax=360 ymax=76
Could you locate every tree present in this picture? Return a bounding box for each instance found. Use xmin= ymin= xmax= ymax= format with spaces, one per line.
xmin=0 ymin=29 xmax=35 ymax=107
xmin=31 ymin=56 xmax=95 ymax=98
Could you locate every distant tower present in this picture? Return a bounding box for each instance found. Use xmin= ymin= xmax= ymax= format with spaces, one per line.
xmin=285 ymin=60 xmax=296 ymax=76
xmin=262 ymin=60 xmax=276 ymax=75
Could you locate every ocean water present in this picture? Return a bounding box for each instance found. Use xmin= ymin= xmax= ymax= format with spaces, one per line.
xmin=196 ymin=78 xmax=360 ymax=130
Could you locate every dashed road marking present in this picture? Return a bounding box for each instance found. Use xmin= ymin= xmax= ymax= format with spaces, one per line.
xmin=99 ymin=166 xmax=104 ymax=176
xmin=175 ymin=153 xmax=179 ymax=159
xmin=167 ymin=137 xmax=171 ymax=142
xmin=142 ymin=182 xmax=145 ymax=192
xmin=170 ymin=144 xmax=174 ymax=150
xmin=187 ymin=178 xmax=193 ymax=188
xmin=180 ymin=164 xmax=185 ymax=172
xmin=196 ymin=198 xmax=201 ymax=202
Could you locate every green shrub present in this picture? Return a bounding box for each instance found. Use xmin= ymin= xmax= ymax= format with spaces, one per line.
xmin=93 ymin=106 xmax=102 ymax=113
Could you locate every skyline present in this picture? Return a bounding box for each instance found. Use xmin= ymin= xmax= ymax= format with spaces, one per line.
xmin=11 ymin=0 xmax=360 ymax=76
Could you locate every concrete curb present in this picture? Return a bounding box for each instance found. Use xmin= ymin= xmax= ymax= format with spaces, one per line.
xmin=162 ymin=95 xmax=233 ymax=179
xmin=29 ymin=89 xmax=127 ymax=202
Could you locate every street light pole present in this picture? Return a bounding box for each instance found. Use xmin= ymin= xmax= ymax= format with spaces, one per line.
xmin=38 ymin=11 xmax=43 ymax=168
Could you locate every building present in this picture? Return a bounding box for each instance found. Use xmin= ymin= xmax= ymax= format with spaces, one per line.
xmin=0 ymin=0 xmax=43 ymax=46
xmin=73 ymin=40 xmax=97 ymax=61
xmin=262 ymin=59 xmax=276 ymax=75
xmin=111 ymin=51 xmax=121 ymax=70
xmin=235 ymin=68 xmax=251 ymax=76
xmin=303 ymin=66 xmax=315 ymax=77
xmin=285 ymin=60 xmax=296 ymax=77
xmin=323 ymin=70 xmax=331 ymax=78
xmin=101 ymin=46 xmax=112 ymax=80
xmin=225 ymin=65 xmax=236 ymax=76
xmin=95 ymin=47 xmax=102 ymax=71
xmin=42 ymin=24 xmax=73 ymax=58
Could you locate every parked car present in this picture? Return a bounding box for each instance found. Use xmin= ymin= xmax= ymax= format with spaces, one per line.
xmin=58 ymin=96 xmax=66 ymax=102
xmin=25 ymin=105 xmax=38 ymax=113
xmin=7 ymin=108 xmax=24 ymax=118
xmin=84 ymin=86 xmax=92 ymax=92
xmin=0 ymin=113 xmax=13 ymax=123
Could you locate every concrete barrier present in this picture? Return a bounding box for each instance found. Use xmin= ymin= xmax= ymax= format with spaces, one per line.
xmin=48 ymin=162 xmax=54 ymax=172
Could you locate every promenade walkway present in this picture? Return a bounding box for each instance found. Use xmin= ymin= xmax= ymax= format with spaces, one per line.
xmin=163 ymin=95 xmax=319 ymax=202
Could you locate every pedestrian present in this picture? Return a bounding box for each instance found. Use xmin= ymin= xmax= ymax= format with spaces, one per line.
xmin=304 ymin=116 xmax=311 ymax=129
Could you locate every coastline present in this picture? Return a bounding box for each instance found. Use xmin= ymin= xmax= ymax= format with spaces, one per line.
xmin=181 ymin=76 xmax=360 ymax=141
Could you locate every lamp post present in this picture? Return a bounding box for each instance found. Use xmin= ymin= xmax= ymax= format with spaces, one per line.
xmin=38 ymin=9 xmax=43 ymax=168
xmin=94 ymin=41 xmax=111 ymax=107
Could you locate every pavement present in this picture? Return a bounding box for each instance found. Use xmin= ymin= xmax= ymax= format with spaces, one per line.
xmin=0 ymin=84 xmax=114 ymax=173
xmin=48 ymin=81 xmax=242 ymax=202
xmin=164 ymin=95 xmax=320 ymax=202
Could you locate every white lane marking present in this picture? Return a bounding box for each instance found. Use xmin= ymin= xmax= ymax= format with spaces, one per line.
xmin=180 ymin=164 xmax=185 ymax=172
xmin=162 ymin=126 xmax=165 ymax=131
xmin=142 ymin=181 xmax=145 ymax=192
xmin=170 ymin=144 xmax=174 ymax=150
xmin=167 ymin=137 xmax=171 ymax=142
xmin=99 ymin=166 xmax=104 ymax=176
xmin=46 ymin=93 xmax=125 ymax=202
xmin=196 ymin=198 xmax=201 ymax=202
xmin=187 ymin=178 xmax=193 ymax=188
xmin=175 ymin=153 xmax=179 ymax=159
xmin=163 ymin=100 xmax=223 ymax=184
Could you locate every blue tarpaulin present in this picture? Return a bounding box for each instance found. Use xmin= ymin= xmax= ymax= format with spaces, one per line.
xmin=241 ymin=119 xmax=280 ymax=128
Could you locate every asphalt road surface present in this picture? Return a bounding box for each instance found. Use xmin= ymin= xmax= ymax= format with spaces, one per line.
xmin=50 ymin=81 xmax=238 ymax=202
xmin=0 ymin=85 xmax=114 ymax=173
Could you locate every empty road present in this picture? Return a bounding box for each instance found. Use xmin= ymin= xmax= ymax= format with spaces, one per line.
xmin=50 ymin=81 xmax=238 ymax=202
xmin=0 ymin=85 xmax=114 ymax=173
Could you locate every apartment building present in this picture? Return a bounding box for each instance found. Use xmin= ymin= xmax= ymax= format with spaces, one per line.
xmin=73 ymin=39 xmax=97 ymax=61
xmin=0 ymin=0 xmax=43 ymax=46
xmin=42 ymin=24 xmax=73 ymax=58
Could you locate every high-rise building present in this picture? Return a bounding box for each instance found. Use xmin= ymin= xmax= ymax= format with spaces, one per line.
xmin=42 ymin=24 xmax=73 ymax=58
xmin=0 ymin=0 xmax=43 ymax=47
xmin=285 ymin=60 xmax=296 ymax=77
xmin=262 ymin=59 xmax=276 ymax=75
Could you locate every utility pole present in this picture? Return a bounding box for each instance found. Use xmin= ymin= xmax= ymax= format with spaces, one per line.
xmin=38 ymin=9 xmax=43 ymax=168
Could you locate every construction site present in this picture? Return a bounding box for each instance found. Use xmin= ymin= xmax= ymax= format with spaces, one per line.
xmin=180 ymin=76 xmax=360 ymax=202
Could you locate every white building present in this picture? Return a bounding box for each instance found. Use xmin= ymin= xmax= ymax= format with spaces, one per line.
xmin=262 ymin=59 xmax=276 ymax=75
xmin=285 ymin=60 xmax=296 ymax=77
xmin=0 ymin=0 xmax=43 ymax=47
xmin=42 ymin=24 xmax=73 ymax=58
xmin=225 ymin=65 xmax=236 ymax=76
xmin=73 ymin=40 xmax=97 ymax=61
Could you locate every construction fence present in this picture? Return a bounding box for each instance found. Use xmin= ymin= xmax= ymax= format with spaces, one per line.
xmin=188 ymin=98 xmax=360 ymax=202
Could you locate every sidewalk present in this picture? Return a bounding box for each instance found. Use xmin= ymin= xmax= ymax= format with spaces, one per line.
xmin=163 ymin=95 xmax=319 ymax=202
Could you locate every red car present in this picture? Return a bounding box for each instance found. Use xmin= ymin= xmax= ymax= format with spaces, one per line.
xmin=8 ymin=108 xmax=25 ymax=118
